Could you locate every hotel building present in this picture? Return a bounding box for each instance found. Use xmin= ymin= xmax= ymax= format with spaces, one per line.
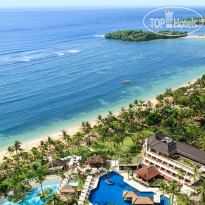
xmin=142 ymin=132 xmax=205 ymax=185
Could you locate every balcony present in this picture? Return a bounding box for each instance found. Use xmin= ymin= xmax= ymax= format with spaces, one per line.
xmin=144 ymin=156 xmax=178 ymax=175
xmin=143 ymin=157 xmax=193 ymax=185
xmin=145 ymin=150 xmax=194 ymax=174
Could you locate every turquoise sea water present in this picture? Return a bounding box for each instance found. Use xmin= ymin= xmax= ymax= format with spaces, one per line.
xmin=89 ymin=172 xmax=170 ymax=205
xmin=0 ymin=177 xmax=61 ymax=205
xmin=0 ymin=8 xmax=205 ymax=149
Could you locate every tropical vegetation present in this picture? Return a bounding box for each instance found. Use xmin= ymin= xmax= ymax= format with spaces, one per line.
xmin=1 ymin=75 xmax=205 ymax=204
xmin=105 ymin=30 xmax=187 ymax=42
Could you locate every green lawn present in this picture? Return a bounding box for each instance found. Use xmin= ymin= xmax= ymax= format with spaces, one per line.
xmin=89 ymin=135 xmax=142 ymax=159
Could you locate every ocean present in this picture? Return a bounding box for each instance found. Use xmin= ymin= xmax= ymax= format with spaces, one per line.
xmin=0 ymin=7 xmax=205 ymax=150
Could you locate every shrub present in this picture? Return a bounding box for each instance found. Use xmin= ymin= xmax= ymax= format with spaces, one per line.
xmin=147 ymin=113 xmax=162 ymax=126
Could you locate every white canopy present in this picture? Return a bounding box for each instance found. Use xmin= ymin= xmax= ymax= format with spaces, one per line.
xmin=154 ymin=194 xmax=161 ymax=203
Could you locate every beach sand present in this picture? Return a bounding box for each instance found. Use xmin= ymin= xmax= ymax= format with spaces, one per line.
xmin=0 ymin=78 xmax=198 ymax=164
xmin=181 ymin=35 xmax=205 ymax=39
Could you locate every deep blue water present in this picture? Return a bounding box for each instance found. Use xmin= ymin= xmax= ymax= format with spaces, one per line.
xmin=1 ymin=8 xmax=205 ymax=149
xmin=89 ymin=172 xmax=169 ymax=205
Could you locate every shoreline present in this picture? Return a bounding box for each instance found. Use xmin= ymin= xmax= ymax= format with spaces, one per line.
xmin=181 ymin=35 xmax=205 ymax=39
xmin=0 ymin=77 xmax=199 ymax=164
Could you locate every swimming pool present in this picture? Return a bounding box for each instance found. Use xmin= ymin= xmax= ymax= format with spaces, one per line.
xmin=0 ymin=176 xmax=61 ymax=205
xmin=89 ymin=172 xmax=170 ymax=205
xmin=67 ymin=179 xmax=79 ymax=186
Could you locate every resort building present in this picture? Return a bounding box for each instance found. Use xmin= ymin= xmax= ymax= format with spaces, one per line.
xmin=133 ymin=166 xmax=160 ymax=185
xmin=45 ymin=159 xmax=67 ymax=171
xmin=123 ymin=191 xmax=154 ymax=205
xmin=142 ymin=132 xmax=205 ymax=185
xmin=59 ymin=186 xmax=78 ymax=201
xmin=84 ymin=155 xmax=107 ymax=168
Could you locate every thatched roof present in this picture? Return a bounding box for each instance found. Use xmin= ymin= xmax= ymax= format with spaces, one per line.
xmin=45 ymin=159 xmax=67 ymax=169
xmin=123 ymin=190 xmax=154 ymax=205
xmin=132 ymin=196 xmax=154 ymax=205
xmin=85 ymin=155 xmax=107 ymax=165
xmin=134 ymin=166 xmax=160 ymax=181
xmin=58 ymin=194 xmax=68 ymax=202
xmin=123 ymin=191 xmax=138 ymax=198
xmin=61 ymin=186 xmax=77 ymax=194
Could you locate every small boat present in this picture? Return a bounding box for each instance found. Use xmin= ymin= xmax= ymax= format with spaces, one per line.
xmin=122 ymin=80 xmax=131 ymax=84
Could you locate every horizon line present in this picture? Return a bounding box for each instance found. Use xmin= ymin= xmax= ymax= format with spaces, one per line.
xmin=0 ymin=5 xmax=205 ymax=9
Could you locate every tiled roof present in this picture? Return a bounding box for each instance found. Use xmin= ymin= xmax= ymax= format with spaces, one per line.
xmin=132 ymin=196 xmax=154 ymax=205
xmin=148 ymin=132 xmax=177 ymax=156
xmin=123 ymin=191 xmax=138 ymax=198
xmin=176 ymin=142 xmax=205 ymax=165
xmin=134 ymin=166 xmax=160 ymax=181
xmin=148 ymin=132 xmax=205 ymax=165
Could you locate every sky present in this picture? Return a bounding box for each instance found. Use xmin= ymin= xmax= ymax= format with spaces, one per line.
xmin=0 ymin=0 xmax=204 ymax=8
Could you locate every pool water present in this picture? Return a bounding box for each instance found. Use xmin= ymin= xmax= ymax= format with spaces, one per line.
xmin=0 ymin=177 xmax=61 ymax=205
xmin=89 ymin=172 xmax=170 ymax=205
xmin=67 ymin=179 xmax=78 ymax=186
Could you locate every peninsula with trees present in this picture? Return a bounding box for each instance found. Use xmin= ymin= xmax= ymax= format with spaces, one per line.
xmin=105 ymin=30 xmax=187 ymax=42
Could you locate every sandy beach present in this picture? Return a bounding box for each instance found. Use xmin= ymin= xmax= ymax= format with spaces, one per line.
xmin=0 ymin=78 xmax=198 ymax=164
xmin=181 ymin=35 xmax=205 ymax=39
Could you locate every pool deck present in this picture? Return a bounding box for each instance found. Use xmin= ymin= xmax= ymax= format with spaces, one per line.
xmin=87 ymin=160 xmax=167 ymax=205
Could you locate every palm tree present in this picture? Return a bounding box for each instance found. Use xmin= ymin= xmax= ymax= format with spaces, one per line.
xmin=13 ymin=141 xmax=22 ymax=156
xmin=123 ymin=166 xmax=132 ymax=180
xmin=196 ymin=181 xmax=205 ymax=204
xmin=96 ymin=115 xmax=103 ymax=125
xmin=167 ymin=180 xmax=179 ymax=205
xmin=153 ymin=179 xmax=167 ymax=205
xmin=20 ymin=152 xmax=30 ymax=163
xmin=125 ymin=153 xmax=131 ymax=165
xmin=46 ymin=136 xmax=53 ymax=154
xmin=180 ymin=193 xmax=191 ymax=205
xmin=113 ymin=143 xmax=121 ymax=166
xmin=7 ymin=146 xmax=14 ymax=157
xmin=105 ymin=163 xmax=111 ymax=179
xmin=198 ymin=134 xmax=205 ymax=151
xmin=16 ymin=183 xmax=31 ymax=205
xmin=177 ymin=168 xmax=185 ymax=185
xmin=73 ymin=132 xmax=83 ymax=152
xmin=81 ymin=121 xmax=92 ymax=135
xmin=31 ymin=147 xmax=39 ymax=162
xmin=12 ymin=141 xmax=23 ymax=167
xmin=71 ymin=169 xmax=87 ymax=188
xmin=53 ymin=140 xmax=64 ymax=157
xmin=32 ymin=164 xmax=47 ymax=196
xmin=36 ymin=172 xmax=46 ymax=196
xmin=193 ymin=164 xmax=201 ymax=185
xmin=45 ymin=193 xmax=63 ymax=205
xmin=62 ymin=130 xmax=70 ymax=150
xmin=69 ymin=137 xmax=75 ymax=155
xmin=98 ymin=126 xmax=109 ymax=148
